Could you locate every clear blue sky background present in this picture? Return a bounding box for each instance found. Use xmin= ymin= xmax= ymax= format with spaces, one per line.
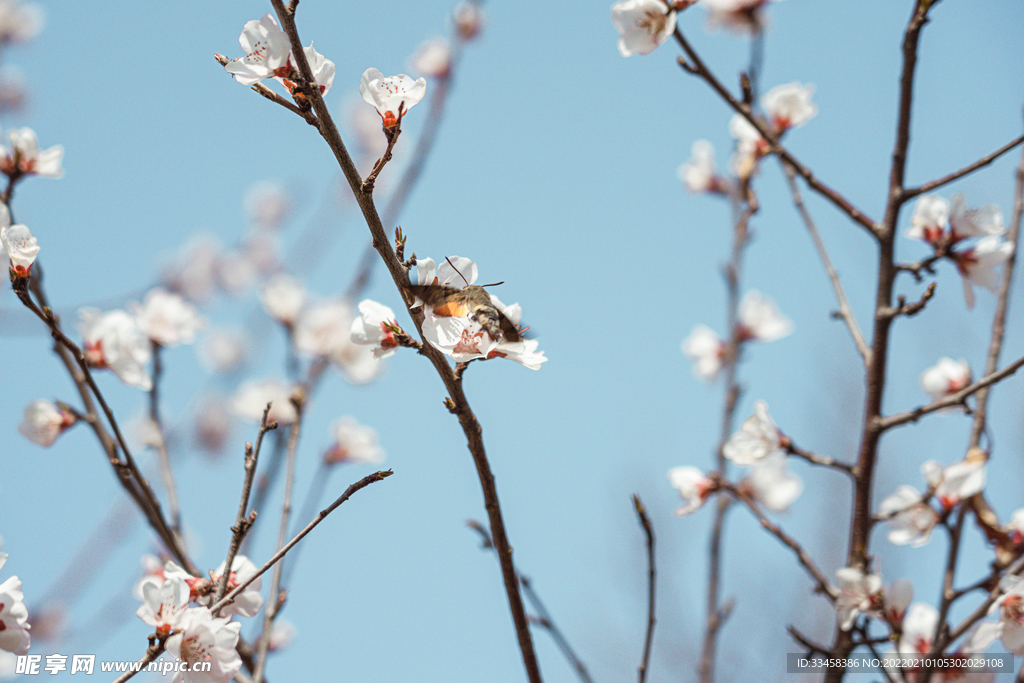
xmin=2 ymin=1 xmax=1024 ymax=681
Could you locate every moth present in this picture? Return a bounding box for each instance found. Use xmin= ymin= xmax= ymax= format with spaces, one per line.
xmin=405 ymin=261 xmax=525 ymax=343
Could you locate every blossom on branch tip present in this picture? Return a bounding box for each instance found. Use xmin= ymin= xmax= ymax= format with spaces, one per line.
xmin=324 ymin=417 xmax=385 ymax=465
xmin=359 ymin=68 xmax=426 ymax=129
xmin=164 ymin=608 xmax=242 ymax=683
xmin=907 ymin=193 xmax=1005 ymax=248
xmin=678 ymin=140 xmax=728 ymax=194
xmin=724 ymin=401 xmax=784 ymax=465
xmin=737 ymin=290 xmax=792 ymax=342
xmin=17 ymin=399 xmax=75 ymax=447
xmin=878 ymin=485 xmax=938 ymax=547
xmin=260 ymin=273 xmax=306 ymax=326
xmin=682 ymin=324 xmax=724 ymax=381
xmin=761 ymin=82 xmax=817 ymax=135
xmin=410 ymin=38 xmax=452 ymax=79
xmin=744 ymin=452 xmax=802 ymax=511
xmin=973 ymin=575 xmax=1024 ymax=654
xmin=0 ymin=553 xmax=29 ymax=655
xmin=229 ymin=378 xmax=298 ymax=425
xmin=610 ymin=0 xmax=677 ymax=57
xmin=0 ymin=221 xmax=38 ymax=277
xmin=136 ymin=576 xmax=189 ymax=635
xmin=350 ymin=299 xmax=401 ymax=359
xmin=79 ymin=308 xmax=153 ymax=390
xmin=209 ymin=556 xmax=262 ymax=618
xmin=700 ymin=0 xmax=774 ymax=34
xmin=0 ymin=127 xmax=62 ymax=178
xmin=922 ymin=456 xmax=986 ymax=511
xmin=453 ymin=1 xmax=483 ymax=40
xmin=953 ymin=234 xmax=1013 ymax=309
xmin=277 ymin=44 xmax=336 ymax=96
xmin=729 ymin=113 xmax=766 ymax=180
xmin=224 ymin=14 xmax=290 ymax=86
xmin=667 ymin=466 xmax=715 ymax=516
xmin=835 ymin=567 xmax=882 ymax=631
xmin=920 ymin=357 xmax=971 ymax=402
xmin=132 ymin=287 xmax=205 ymax=347
xmin=906 ymin=194 xmax=949 ymax=246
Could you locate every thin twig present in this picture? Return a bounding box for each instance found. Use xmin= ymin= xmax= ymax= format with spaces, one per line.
xmin=210 ymin=470 xmax=393 ymax=615
xmin=968 ymin=137 xmax=1024 ymax=448
xmin=903 ymin=134 xmax=1024 ymax=200
xmin=718 ymin=482 xmax=838 ymax=601
xmin=268 ymin=3 xmax=542 ymax=680
xmin=253 ymin=396 xmax=304 ymax=683
xmin=214 ymin=406 xmax=277 ymax=608
xmin=878 ymin=352 xmax=1024 ymax=430
xmin=781 ymin=161 xmax=870 ymax=366
xmin=467 ymin=521 xmax=594 ymax=683
xmin=633 ymin=495 xmax=656 ymax=683
xmin=785 ymin=443 xmax=855 ymax=475
xmin=149 ymin=342 xmax=183 ymax=537
xmin=671 ymin=27 xmax=878 ymax=236
xmin=110 ymin=639 xmax=165 ymax=683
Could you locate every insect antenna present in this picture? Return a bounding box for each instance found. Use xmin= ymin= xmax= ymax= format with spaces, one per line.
xmin=444 ymin=256 xmax=472 ymax=287
xmin=480 ymin=281 xmax=504 ymax=288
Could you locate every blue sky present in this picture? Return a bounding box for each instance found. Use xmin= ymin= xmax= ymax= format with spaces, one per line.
xmin=2 ymin=1 xmax=1024 ymax=681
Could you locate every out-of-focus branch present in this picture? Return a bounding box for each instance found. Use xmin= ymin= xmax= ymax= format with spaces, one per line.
xmin=780 ymin=161 xmax=870 ymax=366
xmin=149 ymin=342 xmax=183 ymax=538
xmin=633 ymin=495 xmax=656 ymax=683
xmin=785 ymin=442 xmax=855 ymax=475
xmin=268 ymin=3 xmax=543 ymax=681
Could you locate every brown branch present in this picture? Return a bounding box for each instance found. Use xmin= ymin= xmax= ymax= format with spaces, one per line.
xmin=213 ymin=53 xmax=312 ymax=122
xmin=633 ymin=495 xmax=656 ymax=683
xmin=149 ymin=342 xmax=183 ymax=537
xmin=969 ymin=137 xmax=1024 ymax=447
xmin=882 ymin=282 xmax=937 ymax=319
xmin=268 ymin=3 xmax=542 ymax=680
xmin=467 ymin=521 xmax=594 ymax=683
xmin=253 ymin=396 xmax=304 ymax=683
xmin=785 ymin=443 xmax=855 ymax=475
xmin=780 ymin=161 xmax=870 ymax=365
xmin=210 ymin=469 xmax=393 ymax=615
xmin=718 ymin=482 xmax=838 ymax=601
xmin=878 ymin=352 xmax=1024 ymax=430
xmin=903 ymin=134 xmax=1024 ymax=200
xmin=214 ymin=406 xmax=277 ymax=609
xmin=671 ymin=28 xmax=878 ymax=236
xmin=110 ymin=638 xmax=165 ymax=683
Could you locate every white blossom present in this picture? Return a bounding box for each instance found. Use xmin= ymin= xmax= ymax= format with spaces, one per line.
xmin=79 ymin=308 xmax=153 ymax=390
xmin=678 ymin=140 xmax=725 ymax=194
xmin=229 ymin=378 xmax=298 ymax=426
xmin=409 ymin=37 xmax=452 ymax=78
xmin=136 ymin=576 xmax=190 ymax=635
xmin=920 ymin=357 xmax=971 ymax=402
xmin=260 ymin=274 xmax=307 ymax=326
xmin=611 ymin=0 xmax=677 ymax=57
xmin=878 ymin=485 xmax=938 ymax=547
xmin=0 ymin=221 xmax=37 ymax=277
xmin=737 ymin=290 xmax=792 ymax=342
xmin=164 ymin=608 xmax=242 ymax=683
xmin=835 ymin=567 xmax=882 ymax=631
xmin=723 ymin=400 xmax=784 ymax=465
xmin=359 ymin=68 xmax=426 ymax=128
xmin=17 ymin=399 xmax=74 ymax=447
xmin=350 ymin=299 xmax=400 ymax=359
xmin=0 ymin=127 xmax=62 ymax=178
xmin=0 ymin=554 xmax=29 ymax=655
xmin=953 ymin=235 xmax=1014 ymax=309
xmin=745 ymin=452 xmax=802 ymax=511
xmin=761 ymin=82 xmax=817 ymax=134
xmin=667 ymin=466 xmax=715 ymax=516
xmin=682 ymin=324 xmax=724 ymax=381
xmin=224 ymin=14 xmax=290 ymax=86
xmin=132 ymin=287 xmax=206 ymax=347
xmin=324 ymin=417 xmax=385 ymax=465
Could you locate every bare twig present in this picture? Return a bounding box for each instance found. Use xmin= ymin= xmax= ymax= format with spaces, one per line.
xmin=633 ymin=495 xmax=656 ymax=683
xmin=110 ymin=638 xmax=165 ymax=683
xmin=268 ymin=3 xmax=542 ymax=680
xmin=968 ymin=139 xmax=1024 ymax=448
xmin=882 ymin=282 xmax=937 ymax=319
xmin=903 ymin=134 xmax=1024 ymax=200
xmin=671 ymin=28 xmax=878 ymax=236
xmin=878 ymin=352 xmax=1024 ymax=430
xmin=781 ymin=161 xmax=870 ymax=365
xmin=253 ymin=396 xmax=304 ymax=683
xmin=149 ymin=342 xmax=183 ymax=538
xmin=467 ymin=521 xmax=594 ymax=683
xmin=214 ymin=406 xmax=277 ymax=608
xmin=718 ymin=482 xmax=838 ymax=601
xmin=785 ymin=443 xmax=855 ymax=475
xmin=210 ymin=469 xmax=393 ymax=615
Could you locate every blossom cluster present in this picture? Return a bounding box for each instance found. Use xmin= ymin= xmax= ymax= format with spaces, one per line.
xmin=905 ymin=193 xmax=1013 ymax=308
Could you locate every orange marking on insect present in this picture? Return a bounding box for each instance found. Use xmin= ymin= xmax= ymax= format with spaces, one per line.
xmin=433 ymin=301 xmax=469 ymax=317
